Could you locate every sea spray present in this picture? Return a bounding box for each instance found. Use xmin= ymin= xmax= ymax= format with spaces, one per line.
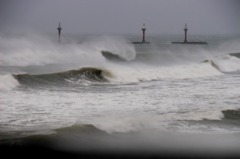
xmin=0 ymin=35 xmax=105 ymax=67
xmin=211 ymin=55 xmax=240 ymax=72
xmin=81 ymin=36 xmax=136 ymax=61
xmin=0 ymin=35 xmax=137 ymax=75
xmin=0 ymin=74 xmax=19 ymax=91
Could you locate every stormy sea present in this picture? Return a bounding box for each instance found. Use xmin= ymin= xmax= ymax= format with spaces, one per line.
xmin=1 ymin=34 xmax=240 ymax=158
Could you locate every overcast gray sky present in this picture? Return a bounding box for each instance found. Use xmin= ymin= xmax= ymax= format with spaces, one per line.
xmin=0 ymin=0 xmax=240 ymax=35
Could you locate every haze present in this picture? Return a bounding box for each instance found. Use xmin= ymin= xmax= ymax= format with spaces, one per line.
xmin=0 ymin=0 xmax=239 ymax=35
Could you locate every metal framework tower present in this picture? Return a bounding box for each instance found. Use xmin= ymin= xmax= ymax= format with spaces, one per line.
xmin=142 ymin=24 xmax=146 ymax=43
xmin=172 ymin=24 xmax=207 ymax=45
xmin=57 ymin=22 xmax=62 ymax=43
xmin=184 ymin=24 xmax=188 ymax=43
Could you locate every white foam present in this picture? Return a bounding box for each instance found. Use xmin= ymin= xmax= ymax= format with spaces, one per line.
xmin=107 ymin=62 xmax=222 ymax=83
xmin=156 ymin=110 xmax=224 ymax=122
xmin=0 ymin=74 xmax=19 ymax=91
xmin=212 ymin=55 xmax=240 ymax=72
xmin=81 ymin=109 xmax=225 ymax=134
xmin=80 ymin=115 xmax=151 ymax=134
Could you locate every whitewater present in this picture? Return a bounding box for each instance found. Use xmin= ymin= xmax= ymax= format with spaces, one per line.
xmin=1 ymin=34 xmax=240 ymax=157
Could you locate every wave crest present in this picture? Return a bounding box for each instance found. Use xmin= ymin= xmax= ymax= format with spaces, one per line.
xmin=13 ymin=67 xmax=113 ymax=86
xmin=0 ymin=74 xmax=19 ymax=91
xmin=83 ymin=36 xmax=136 ymax=61
xmin=202 ymin=54 xmax=240 ymax=72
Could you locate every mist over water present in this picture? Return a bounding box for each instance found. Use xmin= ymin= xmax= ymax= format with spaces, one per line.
xmin=0 ymin=35 xmax=240 ymax=103
xmin=1 ymin=34 xmax=240 ymax=97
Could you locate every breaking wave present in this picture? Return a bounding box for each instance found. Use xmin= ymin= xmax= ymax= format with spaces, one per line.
xmin=83 ymin=36 xmax=136 ymax=61
xmin=4 ymin=51 xmax=240 ymax=89
xmin=10 ymin=62 xmax=222 ymax=88
xmin=0 ymin=74 xmax=19 ymax=91
xmin=202 ymin=54 xmax=240 ymax=72
xmin=13 ymin=67 xmax=113 ymax=86
xmin=1 ymin=35 xmax=240 ymax=89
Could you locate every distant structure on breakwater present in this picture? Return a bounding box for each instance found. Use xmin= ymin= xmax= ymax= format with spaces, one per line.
xmin=172 ymin=24 xmax=207 ymax=45
xmin=132 ymin=24 xmax=150 ymax=44
xmin=56 ymin=22 xmax=208 ymax=45
xmin=57 ymin=22 xmax=62 ymax=43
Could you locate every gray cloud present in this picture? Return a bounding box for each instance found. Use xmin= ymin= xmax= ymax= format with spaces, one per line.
xmin=0 ymin=0 xmax=239 ymax=35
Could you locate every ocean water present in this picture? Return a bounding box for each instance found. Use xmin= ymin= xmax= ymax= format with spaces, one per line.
xmin=1 ymin=34 xmax=240 ymax=158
